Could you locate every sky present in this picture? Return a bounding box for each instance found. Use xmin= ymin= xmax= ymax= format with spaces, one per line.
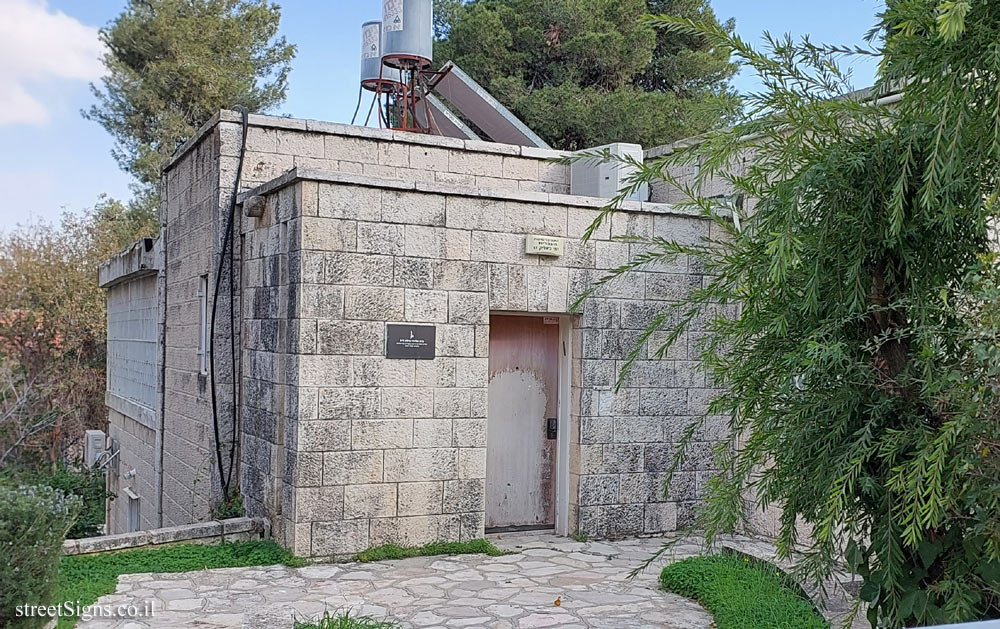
xmin=0 ymin=0 xmax=884 ymax=232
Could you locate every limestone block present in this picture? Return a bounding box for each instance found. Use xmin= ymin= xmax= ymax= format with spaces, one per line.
xmin=579 ymin=474 xmax=619 ymax=506
xmin=452 ymin=418 xmax=486 ymax=448
xmin=358 ymin=223 xmax=405 ymax=256
xmin=352 ymin=357 xmax=416 ymax=387
xmin=411 ymin=145 xmax=450 ymax=171
xmin=312 ymin=519 xmax=369 ymax=556
xmin=397 ymin=481 xmax=444 ymax=516
xmin=297 ymin=420 xmax=351 ymax=452
xmin=289 ymin=451 xmax=323 ymax=487
xmin=353 ymin=419 xmax=414 ymax=449
xmin=384 ymin=448 xmax=459 ymax=482
xmin=318 ymin=388 xmax=381 ymax=420
xmin=445 ymin=196 xmax=508 ymax=232
xmin=645 ymin=273 xmax=701 ymax=301
xmin=405 ymin=225 xmax=471 ymax=260
xmin=470 ymin=231 xmax=529 ymax=264
xmin=292 ymin=522 xmax=312 ymax=556
xmin=344 ymin=286 xmax=405 ymax=320
xmin=653 ymin=215 xmax=710 ymax=246
xmin=443 ymin=478 xmax=486 ymax=513
xmin=454 ymin=358 xmax=488 ymax=388
xmin=299 ymin=285 xmax=344 ymax=319
xmin=505 ymin=203 xmax=567 ymax=237
xmin=369 ymin=514 xmax=461 ymax=547
xmin=381 ymin=387 xmax=433 ymax=418
xmin=547 ymin=267 xmax=569 ymax=313
xmin=639 ymin=389 xmax=687 ymax=416
xmin=324 ymin=136 xmax=378 ymax=164
xmin=378 ymin=142 xmax=410 ymax=168
xmin=323 ymin=450 xmax=384 ymax=485
xmin=318 ymin=184 xmax=381 ymax=221
xmin=295 ymin=486 xmax=344 ymax=522
xmin=317 ymin=320 xmax=383 ymax=355
xmin=567 ymin=207 xmax=611 ymax=240
xmin=432 ymin=261 xmax=489 ymax=292
xmin=598 ymin=389 xmax=640 ymax=416
xmin=325 ymin=252 xmax=394 ymax=286
xmin=413 ymin=418 xmax=454 ymax=447
xmin=487 ymin=264 xmax=509 ymax=310
xmin=394 ymin=257 xmax=434 ymax=289
xmin=644 ymin=502 xmax=678 ymax=533
xmin=299 ymin=355 xmax=351 ymax=387
xmin=414 ymin=357 xmax=457 ymax=387
xmin=474 ymin=325 xmax=490 ymax=358
xmin=344 ymin=483 xmax=397 ymax=519
xmin=525 ymin=266 xmax=549 ymax=311
xmin=501 ymin=156 xmax=539 ymax=180
xmin=436 ymin=325 xmax=476 ymax=357
xmin=579 ymin=416 xmax=613 ymax=445
xmin=275 ymin=130 xmax=325 ymax=158
xmin=508 ymin=265 xmax=527 ymax=310
xmin=610 ymin=213 xmax=653 ymax=239
xmin=449 ymin=151 xmax=503 ymax=178
xmin=458 ymin=447 xmax=486 ymax=479
xmin=404 ymin=289 xmax=449 ymax=323
xmin=448 ymin=291 xmax=489 ymax=325
xmin=613 ymin=416 xmax=665 ymax=443
xmin=642 ymin=443 xmax=678 ymax=473
xmin=382 ymin=190 xmax=446 ymax=226
xmin=647 ymin=330 xmax=687 ymax=360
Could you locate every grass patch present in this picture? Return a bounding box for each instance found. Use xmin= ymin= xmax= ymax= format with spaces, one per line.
xmin=56 ymin=540 xmax=303 ymax=628
xmin=355 ymin=538 xmax=508 ymax=563
xmin=295 ymin=610 xmax=399 ymax=629
xmin=659 ymin=554 xmax=828 ymax=629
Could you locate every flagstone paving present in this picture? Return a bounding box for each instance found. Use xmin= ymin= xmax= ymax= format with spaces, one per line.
xmin=76 ymin=532 xmax=855 ymax=629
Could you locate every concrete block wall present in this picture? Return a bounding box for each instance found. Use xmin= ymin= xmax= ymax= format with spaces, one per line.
xmin=107 ymin=408 xmax=159 ymax=533
xmin=149 ymin=111 xmax=729 ymax=550
xmin=237 ymin=168 xmax=724 ymax=555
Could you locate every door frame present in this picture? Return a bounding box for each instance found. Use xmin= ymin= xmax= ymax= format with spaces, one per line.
xmin=486 ymin=311 xmax=573 ymax=535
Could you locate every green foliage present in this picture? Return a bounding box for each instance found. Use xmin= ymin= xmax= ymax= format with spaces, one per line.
xmin=434 ymin=0 xmax=738 ymax=150
xmin=0 ymin=485 xmax=82 ymax=629
xmin=355 ymin=539 xmax=507 ymax=563
xmin=659 ymin=554 xmax=827 ymax=629
xmin=210 ymin=493 xmax=246 ymax=520
xmin=295 ymin=611 xmax=400 ymax=629
xmin=56 ymin=540 xmax=303 ymax=628
xmin=85 ymin=0 xmax=296 ymax=190
xmin=1 ymin=463 xmax=112 ymax=539
xmin=571 ymin=1 xmax=1000 ymax=626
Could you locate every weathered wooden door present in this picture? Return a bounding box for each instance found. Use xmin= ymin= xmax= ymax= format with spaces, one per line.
xmin=486 ymin=315 xmax=560 ymax=530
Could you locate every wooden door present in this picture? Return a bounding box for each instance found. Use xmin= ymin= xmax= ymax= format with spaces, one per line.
xmin=486 ymin=315 xmax=560 ymax=530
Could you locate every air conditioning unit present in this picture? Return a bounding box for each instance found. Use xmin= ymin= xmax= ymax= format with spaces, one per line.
xmin=84 ymin=430 xmax=107 ymax=468
xmin=570 ymin=143 xmax=649 ymax=202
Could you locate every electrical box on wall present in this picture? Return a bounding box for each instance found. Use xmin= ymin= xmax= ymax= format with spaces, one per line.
xmin=84 ymin=430 xmax=106 ymax=468
xmin=570 ymin=142 xmax=649 ymax=202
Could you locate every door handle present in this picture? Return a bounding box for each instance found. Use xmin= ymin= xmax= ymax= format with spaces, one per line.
xmin=546 ymin=418 xmax=558 ymax=440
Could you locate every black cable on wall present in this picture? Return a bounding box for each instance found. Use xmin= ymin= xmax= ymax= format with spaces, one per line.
xmin=209 ymin=106 xmax=249 ymax=503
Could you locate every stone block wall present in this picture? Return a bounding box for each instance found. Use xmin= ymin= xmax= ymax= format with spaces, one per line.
xmin=148 ymin=111 xmax=729 ymax=552
xmin=236 ymin=166 xmax=725 ymax=556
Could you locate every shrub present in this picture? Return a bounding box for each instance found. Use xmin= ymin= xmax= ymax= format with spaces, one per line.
xmin=660 ymin=554 xmax=827 ymax=629
xmin=295 ymin=611 xmax=399 ymax=629
xmin=0 ymin=485 xmax=81 ymax=629
xmin=1 ymin=462 xmax=111 ymax=539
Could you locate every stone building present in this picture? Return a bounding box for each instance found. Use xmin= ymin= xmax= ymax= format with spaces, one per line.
xmin=99 ymin=110 xmax=730 ymax=557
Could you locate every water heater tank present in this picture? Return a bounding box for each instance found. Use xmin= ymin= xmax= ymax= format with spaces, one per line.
xmin=382 ymin=0 xmax=433 ymax=70
xmin=361 ymin=21 xmax=403 ymax=92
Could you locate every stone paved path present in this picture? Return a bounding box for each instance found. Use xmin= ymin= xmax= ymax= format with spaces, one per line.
xmin=78 ymin=532 xmax=714 ymax=629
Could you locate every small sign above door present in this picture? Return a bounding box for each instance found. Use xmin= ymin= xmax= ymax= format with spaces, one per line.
xmin=386 ymin=324 xmax=436 ymax=360
xmin=525 ymin=235 xmax=565 ymax=256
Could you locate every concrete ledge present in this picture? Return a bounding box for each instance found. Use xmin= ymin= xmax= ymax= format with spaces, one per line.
xmin=164 ymin=110 xmax=576 ymax=173
xmin=236 ymin=167 xmax=728 ymax=221
xmin=98 ymin=237 xmax=161 ymax=288
xmin=63 ymin=517 xmax=269 ymax=556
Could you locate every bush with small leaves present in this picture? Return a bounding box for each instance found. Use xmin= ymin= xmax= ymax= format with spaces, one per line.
xmin=0 ymin=485 xmax=81 ymax=629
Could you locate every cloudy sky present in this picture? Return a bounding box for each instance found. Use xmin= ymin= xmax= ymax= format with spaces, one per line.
xmin=0 ymin=0 xmax=882 ymax=232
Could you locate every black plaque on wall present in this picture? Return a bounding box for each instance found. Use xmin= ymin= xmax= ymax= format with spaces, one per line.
xmin=386 ymin=324 xmax=436 ymax=360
